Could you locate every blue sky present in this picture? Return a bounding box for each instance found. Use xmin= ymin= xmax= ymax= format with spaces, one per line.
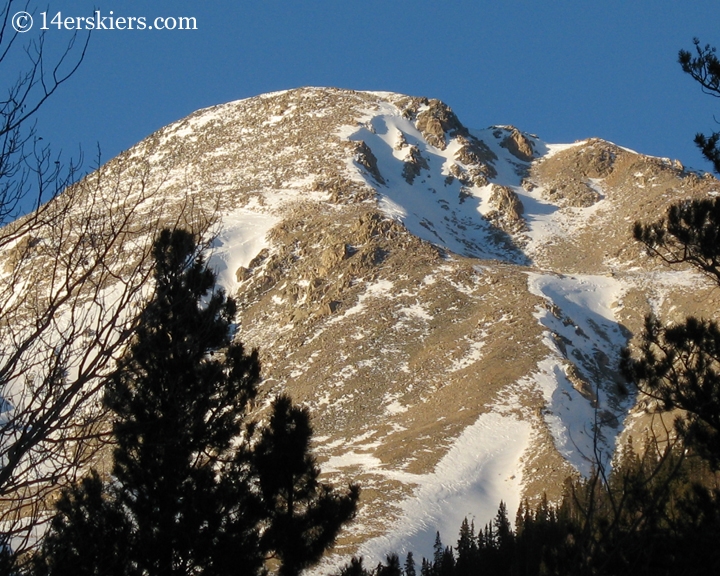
xmin=8 ymin=0 xmax=720 ymax=175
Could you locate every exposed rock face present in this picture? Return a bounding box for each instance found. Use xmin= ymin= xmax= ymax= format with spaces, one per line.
xmin=2 ymin=87 xmax=719 ymax=571
xmin=486 ymin=184 xmax=525 ymax=234
xmin=311 ymin=176 xmax=376 ymax=204
xmin=499 ymin=127 xmax=536 ymax=162
xmin=352 ymin=140 xmax=386 ymax=184
xmin=543 ymin=179 xmax=601 ymax=207
xmin=532 ymin=139 xmax=618 ymax=207
xmin=399 ymin=97 xmax=467 ymax=150
xmin=455 ymin=135 xmax=498 ymax=179
xmin=401 ymin=145 xmax=429 ymax=184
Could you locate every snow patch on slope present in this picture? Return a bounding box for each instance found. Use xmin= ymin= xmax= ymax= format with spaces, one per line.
xmin=527 ymin=273 xmax=632 ymax=474
xmin=339 ymin=104 xmax=526 ymax=263
xmin=448 ymin=336 xmax=487 ymax=373
xmin=544 ymin=141 xmax=586 ymax=158
xmin=209 ymin=208 xmax=279 ymax=292
xmin=312 ymin=316 xmax=533 ymax=572
xmin=356 ymin=411 xmax=531 ymax=565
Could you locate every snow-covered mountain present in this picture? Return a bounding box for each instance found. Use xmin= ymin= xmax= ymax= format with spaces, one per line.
xmin=3 ymin=87 xmax=718 ymax=569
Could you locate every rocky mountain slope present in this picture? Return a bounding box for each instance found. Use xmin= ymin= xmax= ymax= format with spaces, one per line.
xmin=2 ymin=87 xmax=719 ymax=570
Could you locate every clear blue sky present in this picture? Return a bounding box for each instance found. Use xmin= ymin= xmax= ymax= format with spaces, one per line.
xmin=9 ymin=0 xmax=720 ymax=174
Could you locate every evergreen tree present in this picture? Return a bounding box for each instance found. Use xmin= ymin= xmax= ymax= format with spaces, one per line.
xmin=493 ymin=502 xmax=512 ymax=551
xmin=376 ymin=554 xmax=402 ymax=576
xmin=438 ymin=548 xmax=454 ymax=576
xmin=34 ymin=229 xmax=358 ymax=576
xmin=404 ymin=552 xmax=417 ymax=576
xmin=432 ymin=532 xmax=444 ymax=575
xmin=35 ymin=472 xmax=132 ymax=576
xmin=455 ymin=518 xmax=477 ymax=576
xmin=620 ymin=199 xmax=720 ymax=573
xmin=253 ymin=395 xmax=359 ymax=576
xmin=482 ymin=522 xmax=494 ymax=552
xmin=679 ymin=39 xmax=720 ymax=173
xmin=628 ymin=199 xmax=720 ymax=468
xmin=338 ymin=557 xmax=371 ymax=576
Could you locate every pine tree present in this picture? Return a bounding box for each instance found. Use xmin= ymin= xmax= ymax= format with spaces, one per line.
xmin=438 ymin=548 xmax=455 ymax=576
xmin=591 ymin=141 xmax=720 ymax=571
xmin=338 ymin=557 xmax=371 ymax=576
xmin=376 ymin=554 xmax=402 ymax=576
xmin=34 ymin=472 xmax=132 ymax=576
xmin=432 ymin=532 xmax=444 ymax=575
xmin=34 ymin=228 xmax=358 ymax=576
xmin=253 ymin=395 xmax=359 ymax=576
xmin=455 ymin=518 xmax=477 ymax=576
xmin=490 ymin=502 xmax=513 ymax=576
xmin=494 ymin=501 xmax=512 ymax=550
xmin=628 ymin=199 xmax=720 ymax=468
xmin=679 ymin=39 xmax=720 ymax=173
xmin=404 ymin=551 xmax=417 ymax=576
xmin=482 ymin=522 xmax=494 ymax=551
xmin=35 ymin=229 xmax=264 ymax=576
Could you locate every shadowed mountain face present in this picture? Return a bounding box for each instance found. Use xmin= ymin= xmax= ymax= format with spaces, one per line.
xmin=2 ymin=87 xmax=719 ymax=569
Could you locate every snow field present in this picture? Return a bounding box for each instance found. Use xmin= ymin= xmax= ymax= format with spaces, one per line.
xmin=527 ymin=272 xmax=633 ymax=475
xmin=355 ymin=411 xmax=531 ymax=566
xmin=208 ymin=208 xmax=280 ymax=292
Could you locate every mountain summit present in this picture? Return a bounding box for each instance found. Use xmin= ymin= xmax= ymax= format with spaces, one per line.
xmin=2 ymin=87 xmax=718 ymax=569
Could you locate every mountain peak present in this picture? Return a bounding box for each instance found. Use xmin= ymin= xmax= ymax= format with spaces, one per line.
xmin=3 ymin=87 xmax=719 ymax=571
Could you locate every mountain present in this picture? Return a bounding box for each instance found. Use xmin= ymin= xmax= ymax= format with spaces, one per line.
xmin=2 ymin=87 xmax=719 ymax=570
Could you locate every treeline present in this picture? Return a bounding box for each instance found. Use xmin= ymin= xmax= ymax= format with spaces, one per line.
xmin=344 ymin=436 xmax=720 ymax=576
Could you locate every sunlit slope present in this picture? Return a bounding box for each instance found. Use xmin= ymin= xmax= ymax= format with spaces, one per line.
xmin=3 ymin=87 xmax=718 ymax=569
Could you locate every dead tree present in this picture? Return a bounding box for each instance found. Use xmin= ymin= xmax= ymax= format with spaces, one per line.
xmin=0 ymin=4 xmax=219 ymax=564
xmin=1 ymin=0 xmax=89 ymax=227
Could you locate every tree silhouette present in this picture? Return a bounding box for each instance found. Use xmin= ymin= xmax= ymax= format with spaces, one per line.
xmin=679 ymin=39 xmax=720 ymax=172
xmin=254 ymin=395 xmax=359 ymax=576
xmin=35 ymin=229 xmax=358 ymax=576
xmin=628 ymin=198 xmax=720 ymax=468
